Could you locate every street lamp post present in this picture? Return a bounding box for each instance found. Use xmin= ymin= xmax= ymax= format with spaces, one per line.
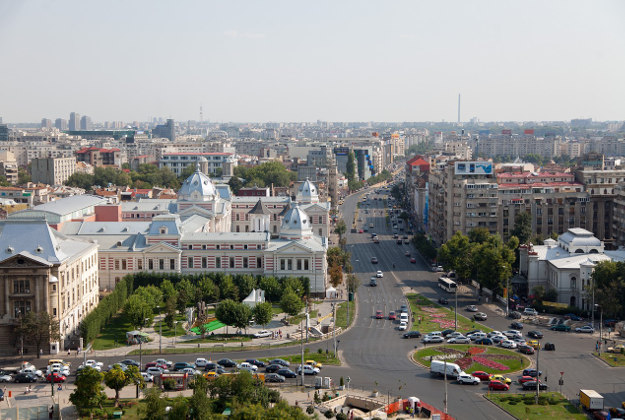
xmin=454 ymin=285 xmax=458 ymax=331
xmin=535 ymin=345 xmax=541 ymax=404
xmin=595 ymin=304 xmax=603 ymax=355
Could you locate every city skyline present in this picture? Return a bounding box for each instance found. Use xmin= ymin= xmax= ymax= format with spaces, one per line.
xmin=1 ymin=0 xmax=624 ymax=123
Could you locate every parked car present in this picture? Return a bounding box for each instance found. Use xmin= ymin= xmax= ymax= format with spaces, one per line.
xmin=510 ymin=322 xmax=524 ymax=330
xmin=400 ymin=304 xmax=409 ymax=313
xmin=388 ymin=311 xmax=397 ymax=321
xmin=13 ymin=373 xmax=37 ymax=383
xmin=146 ymin=367 xmax=166 ymax=377
xmin=441 ymin=329 xmax=455 ymax=337
xmin=265 ymin=364 xmax=282 ymax=373
xmin=522 ymin=368 xmax=542 ymax=377
xmin=508 ymin=311 xmax=522 ymax=319
xmin=0 ymin=374 xmax=12 ymax=383
xmin=141 ymin=372 xmax=154 ymax=382
xmin=120 ymin=359 xmax=140 ymax=367
xmin=431 ymin=266 xmax=444 ymax=272
xmin=518 ymin=344 xmax=535 ymax=354
xmin=468 ymin=332 xmax=487 ymax=341
xmin=457 ymin=373 xmax=480 ymax=385
xmin=575 ymin=325 xmax=595 ymax=334
xmin=438 ymin=297 xmax=449 ymax=305
xmin=403 ymin=331 xmax=422 ymax=339
xmin=474 ymin=312 xmax=488 ymax=321
xmin=523 ymin=308 xmax=538 ymax=316
xmin=371 ymin=257 xmax=378 ymax=264
xmin=422 ymin=335 xmax=444 ymax=343
xmin=269 ymin=359 xmax=290 ymax=367
xmin=522 ymin=381 xmax=548 ymax=390
xmin=490 ymin=375 xmax=512 ymax=384
xmin=277 ymin=368 xmax=297 ymax=378
xmin=471 ymin=371 xmax=491 ymax=381
xmin=217 ymin=359 xmax=237 ymax=368
xmin=563 ymin=313 xmax=583 ymax=321
xmin=194 ymin=358 xmax=211 ymax=368
xmin=447 ymin=336 xmax=470 ymax=344
xmin=253 ymin=330 xmax=272 ymax=338
xmin=245 ymin=359 xmax=266 ymax=368
xmin=488 ymin=380 xmax=510 ymax=391
xmin=296 ymin=365 xmax=320 ymax=375
xmin=375 ymin=310 xmax=384 ymax=319
xmin=466 ymin=305 xmax=478 ymax=312
xmin=264 ymin=373 xmax=285 ymax=383
xmin=475 ymin=338 xmax=493 ymax=345
xmin=500 ymin=339 xmax=517 ymax=349
xmin=550 ymin=324 xmax=571 ymax=332
xmin=543 ymin=342 xmax=556 ymax=351
xmin=527 ymin=330 xmax=544 ymax=339
xmin=237 ymin=362 xmax=258 ymax=373
xmin=517 ymin=375 xmax=536 ymax=384
xmin=173 ymin=362 xmax=194 ymax=371
xmin=46 ymin=373 xmax=66 ymax=383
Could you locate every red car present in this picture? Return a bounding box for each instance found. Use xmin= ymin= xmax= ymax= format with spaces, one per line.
xmin=46 ymin=373 xmax=66 ymax=383
xmin=488 ymin=380 xmax=509 ymax=391
xmin=388 ymin=311 xmax=397 ymax=320
xmin=471 ymin=371 xmax=491 ymax=381
xmin=375 ymin=310 xmax=384 ymax=319
xmin=358 ymin=229 xmax=364 ymax=234
xmin=145 ymin=362 xmax=168 ymax=370
xmin=517 ymin=375 xmax=535 ymax=384
xmin=410 ymin=258 xmax=417 ymax=264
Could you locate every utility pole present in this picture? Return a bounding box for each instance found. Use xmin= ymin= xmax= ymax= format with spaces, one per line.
xmin=535 ymin=345 xmax=540 ymax=404
xmin=159 ymin=319 xmax=162 ymax=354
xmin=443 ymin=359 xmax=448 ymax=414
xmin=454 ymin=286 xmax=458 ymax=331
xmin=333 ymin=304 xmax=337 ymax=356
xmin=300 ymin=320 xmax=305 ymax=387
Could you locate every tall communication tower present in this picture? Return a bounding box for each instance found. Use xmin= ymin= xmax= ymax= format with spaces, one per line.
xmin=199 ymin=105 xmax=204 ymax=123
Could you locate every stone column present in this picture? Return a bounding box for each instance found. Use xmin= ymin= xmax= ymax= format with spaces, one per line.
xmin=35 ymin=276 xmax=40 ymax=312
xmin=4 ymin=279 xmax=9 ymax=317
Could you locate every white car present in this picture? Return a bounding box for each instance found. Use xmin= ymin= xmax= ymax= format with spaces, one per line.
xmin=237 ymin=362 xmax=258 ymax=373
xmin=146 ymin=367 xmax=166 ymax=377
xmin=447 ymin=336 xmax=470 ymax=344
xmin=446 ymin=332 xmax=464 ymax=339
xmin=376 ymin=271 xmax=384 ymax=278
xmin=0 ymin=374 xmax=12 ymax=382
xmin=85 ymin=360 xmax=103 ymax=368
xmin=467 ymin=332 xmax=487 ymax=341
xmin=523 ymin=308 xmax=538 ymax=316
xmin=297 ymin=365 xmax=320 ymax=375
xmin=491 ymin=335 xmax=506 ymax=344
xmin=466 ymin=305 xmax=479 ymax=312
xmin=427 ymin=331 xmax=443 ymax=337
xmin=141 ymin=372 xmax=154 ymax=382
xmin=422 ymin=335 xmax=444 ymax=343
xmin=512 ymin=337 xmax=526 ymax=346
xmin=487 ymin=331 xmax=503 ymax=338
xmin=500 ymin=339 xmax=517 ymax=349
xmin=253 ymin=330 xmax=272 ymax=338
xmin=194 ymin=358 xmax=211 ymax=368
xmin=20 ymin=367 xmax=43 ymax=377
xmin=181 ymin=367 xmax=202 ymax=376
xmin=398 ymin=321 xmax=408 ymax=331
xmin=503 ymin=330 xmax=523 ymax=339
xmin=457 ymin=373 xmax=480 ymax=385
xmin=575 ymin=325 xmax=595 ymax=334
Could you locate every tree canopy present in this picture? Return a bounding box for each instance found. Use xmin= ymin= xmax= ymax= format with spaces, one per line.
xmin=233 ymin=161 xmax=295 ymax=188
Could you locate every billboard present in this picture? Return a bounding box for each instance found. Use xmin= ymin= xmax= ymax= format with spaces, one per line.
xmin=524 ymin=129 xmax=535 ymax=135
xmin=455 ymin=161 xmax=493 ymax=175
xmin=501 ymin=129 xmax=512 ymax=135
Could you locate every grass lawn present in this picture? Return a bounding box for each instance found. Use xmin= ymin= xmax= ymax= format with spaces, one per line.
xmin=92 ymin=312 xmax=133 ymax=350
xmin=256 ymin=351 xmax=340 ymax=366
xmin=486 ymin=392 xmax=586 ymax=420
xmin=407 ymin=293 xmax=492 ymax=334
xmin=335 ymin=301 xmax=355 ymax=328
xmin=185 ymin=334 xmax=252 ymax=344
xmin=156 ymin=314 xmax=187 ymax=337
xmin=287 ymin=309 xmax=318 ymax=326
xmin=79 ymin=398 xmax=142 ymax=419
xmin=414 ymin=344 xmax=530 ymax=375
xmin=593 ymin=351 xmax=625 ymax=366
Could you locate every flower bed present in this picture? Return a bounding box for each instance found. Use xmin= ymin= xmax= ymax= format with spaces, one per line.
xmin=414 ymin=344 xmax=530 ymax=374
xmin=407 ymin=293 xmax=492 ymax=334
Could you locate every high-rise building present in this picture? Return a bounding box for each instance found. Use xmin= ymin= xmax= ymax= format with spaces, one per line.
xmin=80 ymin=115 xmax=92 ymax=130
xmin=55 ymin=118 xmax=68 ymax=130
xmin=69 ymin=112 xmax=80 ymax=131
xmin=0 ymin=124 xmax=8 ymax=141
xmin=31 ymin=157 xmax=77 ymax=186
xmin=152 ymin=119 xmax=175 ymax=141
xmin=41 ymin=118 xmax=52 ymax=129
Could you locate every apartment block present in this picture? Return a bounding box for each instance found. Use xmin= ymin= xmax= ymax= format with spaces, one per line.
xmin=31 ymin=157 xmax=77 ymax=186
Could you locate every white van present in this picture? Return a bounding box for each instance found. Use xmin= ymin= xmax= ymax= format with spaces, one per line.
xmin=523 ymin=308 xmax=538 ymax=316
xmin=430 ymin=360 xmax=462 ymax=378
xmin=399 ymin=313 xmax=409 ymax=323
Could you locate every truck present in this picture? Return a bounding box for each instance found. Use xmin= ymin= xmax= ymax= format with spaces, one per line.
xmin=580 ymin=389 xmax=604 ymax=411
xmin=430 ymin=360 xmax=462 ymax=378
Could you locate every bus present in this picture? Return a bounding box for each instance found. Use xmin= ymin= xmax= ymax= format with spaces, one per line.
xmin=438 ymin=277 xmax=457 ymax=293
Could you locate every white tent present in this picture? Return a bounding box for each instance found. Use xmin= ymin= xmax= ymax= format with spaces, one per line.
xmin=242 ymin=289 xmax=265 ymax=307
xmin=325 ymin=286 xmax=337 ymax=299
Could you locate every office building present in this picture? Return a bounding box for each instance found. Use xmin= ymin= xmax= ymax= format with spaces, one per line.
xmin=31 ymin=157 xmax=77 ymax=186
xmin=69 ymin=112 xmax=80 ymax=131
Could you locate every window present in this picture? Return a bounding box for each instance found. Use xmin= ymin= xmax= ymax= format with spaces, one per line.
xmin=188 ymin=257 xmax=194 ymax=268
xmin=188 ymin=245 xmax=193 ymax=250
xmin=148 ymin=259 xmax=153 ymax=270
xmin=216 ymin=245 xmax=220 ymax=250
xmin=202 ymin=257 xmax=207 ymax=268
xmin=138 ymin=259 xmax=143 ymax=270
xmin=14 ymin=300 xmax=31 ymax=317
xmin=257 ymin=257 xmax=262 ymax=268
xmin=304 ymin=259 xmax=309 ymax=270
xmin=229 ymin=258 xmax=235 ymax=268
xmin=52 ymin=284 xmax=56 ymax=292
xmin=257 ymin=245 xmax=262 ymax=250
xmin=13 ymin=280 xmax=30 ymax=294
xmin=53 ymin=308 xmax=57 ymax=316
xmin=243 ymin=257 xmax=248 ymax=268
xmin=159 ymin=259 xmax=164 ymax=270
xmin=115 ymin=260 xmax=120 ymax=270
xmin=287 ymin=259 xmax=293 ymax=270
xmin=236 ymin=226 xmax=240 ymax=232
xmin=122 ymin=260 xmax=127 ymax=270
xmin=280 ymin=259 xmax=285 ymax=270
xmin=297 ymin=259 xmax=302 ymax=270
xmin=202 ymin=244 xmax=207 ymax=250
xmin=216 ymin=257 xmax=221 ymax=268
xmin=170 ymin=259 xmax=175 ymax=270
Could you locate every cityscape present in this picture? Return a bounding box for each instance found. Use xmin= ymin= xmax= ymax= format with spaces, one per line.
xmin=1 ymin=1 xmax=624 ymax=420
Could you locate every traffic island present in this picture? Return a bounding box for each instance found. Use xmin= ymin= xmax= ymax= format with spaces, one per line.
xmin=592 ymin=351 xmax=625 ymax=366
xmin=485 ymin=392 xmax=586 ymax=419
xmin=412 ymin=345 xmax=531 ymax=375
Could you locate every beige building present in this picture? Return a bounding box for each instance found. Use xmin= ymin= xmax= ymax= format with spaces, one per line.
xmin=0 ymin=151 xmax=18 ymax=184
xmin=31 ymin=157 xmax=77 ymax=186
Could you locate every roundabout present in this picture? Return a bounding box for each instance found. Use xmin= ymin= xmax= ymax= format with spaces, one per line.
xmin=412 ymin=344 xmax=532 ymax=375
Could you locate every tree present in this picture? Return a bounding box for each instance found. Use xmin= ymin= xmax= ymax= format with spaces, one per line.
xmin=234 ymin=274 xmax=257 ymax=302
xmin=252 ymin=302 xmax=273 ymax=328
xmin=228 ymin=176 xmax=244 ymax=195
xmin=176 ymin=278 xmax=196 ymax=312
xmin=280 ymin=288 xmax=304 ymax=316
xmin=220 ymin=276 xmax=240 ymax=301
xmin=160 ymin=279 xmax=177 ymax=303
xmin=197 ymin=276 xmax=220 ymax=303
xmin=329 ymin=265 xmax=343 ymax=288
xmin=216 ymin=299 xmax=238 ymax=328
xmin=189 ymin=375 xmax=212 ymax=419
xmin=511 ymin=212 xmax=532 ymax=245
xmin=345 ymin=151 xmax=356 ymax=183
xmin=468 ymin=228 xmax=490 ymax=244
xmin=326 ymin=247 xmax=352 ymax=272
xmin=18 ymin=311 xmax=61 ymax=358
xmin=104 ymin=366 xmax=133 ymax=407
xmin=438 ymin=231 xmax=474 ymax=280
xmin=231 ymin=302 xmax=253 ymax=332
xmin=179 ymin=163 xmax=197 ymax=180
xmin=141 ymin=387 xmax=166 ymax=420
xmin=258 ymin=276 xmax=281 ymax=302
xmin=346 ymin=274 xmax=359 ymax=294
xmin=17 ymin=168 xmax=31 ymax=185
xmin=69 ymin=367 xmax=106 ymax=412
xmin=133 ymin=285 xmax=163 ymax=309
xmin=123 ymin=294 xmax=153 ymax=329
xmin=334 ymin=220 xmax=346 ymax=241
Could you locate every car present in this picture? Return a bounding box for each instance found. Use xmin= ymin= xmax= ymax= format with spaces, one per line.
xmin=181 ymin=367 xmax=202 ymax=376
xmin=488 ymin=380 xmax=510 ymax=391
xmin=173 ymin=362 xmax=194 ymax=371
xmin=358 ymin=229 xmax=364 ymax=234
xmin=46 ymin=373 xmax=66 ymax=383
xmin=523 ymin=308 xmax=538 ymax=316
xmin=527 ymin=330 xmax=543 ymax=339
xmin=141 ymin=372 xmax=154 ymax=382
xmin=253 ymin=330 xmax=272 ymax=338
xmin=154 ymin=359 xmax=173 ymax=368
xmin=202 ymin=362 xmax=219 ymax=371
xmin=489 ymin=375 xmax=512 ymax=385
xmin=398 ymin=321 xmax=408 ymax=331
xmin=306 ymin=360 xmax=323 ymax=369
xmin=447 ymin=336 xmax=470 ymax=344
xmin=522 ymin=381 xmax=548 ymax=390
xmin=441 ymin=329 xmax=455 ymax=337
xmin=543 ymin=342 xmax=556 ymax=351
xmin=277 ymin=368 xmax=297 ymax=378
xmin=400 ymin=304 xmax=408 ymax=313
xmin=403 ymin=331 xmax=421 ymax=339
xmin=522 ymin=368 xmax=542 ymax=377
xmin=388 ymin=311 xmax=397 ymax=320
xmin=265 ymin=364 xmax=282 ymax=373
xmin=399 ymin=313 xmax=409 ymax=323
xmin=217 ymin=358 xmax=237 ymax=368
xmin=447 ymin=332 xmax=463 ymax=338
xmin=431 ymin=265 xmax=444 ymax=272
xmin=375 ymin=310 xmax=384 ymax=319
xmin=575 ymin=325 xmax=595 ymax=333
xmin=265 ymin=373 xmax=286 ymax=383
xmin=245 ymin=359 xmax=266 ymax=368
xmin=404 ymin=250 xmax=410 ymax=256
xmin=19 ymin=367 xmax=42 ymax=377
xmin=527 ymin=339 xmax=540 ymax=349
xmin=604 ymin=319 xmax=618 ymax=328
xmin=376 ymin=271 xmax=384 ymax=278
xmin=120 ymin=359 xmax=140 ymax=367
xmin=397 ymin=239 xmax=403 ymax=245
xmin=370 ymin=278 xmax=377 ymax=287
xmin=145 ymin=362 xmax=168 ymax=370
xmin=594 ymin=410 xmax=612 ymax=420
xmin=194 ymin=358 xmax=211 ymax=368
xmin=508 ymin=311 xmax=522 ymax=319
xmin=296 ymin=365 xmax=320 ymax=375
xmin=466 ymin=305 xmax=478 ymax=312
xmin=269 ymin=359 xmax=290 ymax=367
xmin=146 ymin=367 xmax=166 ymax=377
xmin=510 ymin=322 xmax=524 ymax=330
xmin=517 ymin=375 xmax=536 ymax=384
xmin=0 ymin=374 xmax=12 ymax=383
xmin=237 ymin=362 xmax=258 ymax=373
xmin=370 ymin=233 xmax=377 ymax=238
xmin=500 ymin=339 xmax=517 ymax=349
xmin=550 ymin=324 xmax=571 ymax=332
xmin=473 ymin=312 xmax=488 ymax=321
xmin=438 ymin=297 xmax=449 ymax=305
xmin=512 ymin=337 xmax=527 ymax=346
xmin=371 ymin=257 xmax=378 ymax=264
xmin=518 ymin=344 xmax=535 ymax=354
xmin=457 ymin=373 xmax=480 ymax=385
xmin=468 ymin=332 xmax=487 ymax=341
xmin=491 ymin=335 xmax=506 ymax=345
xmin=609 ymin=407 xmax=625 ymax=418
xmin=410 ymin=258 xmax=417 ymax=263
xmin=404 ymin=239 xmax=410 ymax=244
xmin=471 ymin=371 xmax=491 ymax=381
xmin=13 ymin=373 xmax=37 ymax=383
xmin=563 ymin=313 xmax=583 ymax=321
xmin=475 ymin=338 xmax=493 ymax=345
xmin=422 ymin=335 xmax=444 ymax=343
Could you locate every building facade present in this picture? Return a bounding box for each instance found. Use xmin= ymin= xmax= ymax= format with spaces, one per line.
xmin=31 ymin=157 xmax=77 ymax=186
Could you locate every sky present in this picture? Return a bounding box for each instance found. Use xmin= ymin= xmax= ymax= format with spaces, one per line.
xmin=1 ymin=0 xmax=624 ymax=123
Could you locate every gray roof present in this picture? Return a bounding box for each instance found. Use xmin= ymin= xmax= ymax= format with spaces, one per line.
xmin=30 ymin=195 xmax=107 ymax=216
xmin=61 ymin=221 xmax=151 ymax=235
xmin=181 ymin=232 xmax=268 ymax=242
xmin=215 ymin=184 xmax=232 ymax=200
xmin=248 ymin=199 xmax=271 ymax=215
xmin=121 ymin=200 xmax=175 ymax=213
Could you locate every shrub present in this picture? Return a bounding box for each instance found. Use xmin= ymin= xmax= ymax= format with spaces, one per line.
xmin=336 ymin=413 xmax=348 ymax=420
xmin=324 ymin=410 xmax=334 ymax=418
xmin=508 ymin=401 xmax=518 ymax=405
xmin=162 ymin=378 xmax=177 ymax=391
xmin=318 ymin=348 xmax=323 ymax=354
xmin=306 ymin=405 xmax=315 ymax=415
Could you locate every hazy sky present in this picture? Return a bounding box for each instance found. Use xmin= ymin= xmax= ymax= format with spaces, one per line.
xmin=1 ymin=0 xmax=624 ymax=123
